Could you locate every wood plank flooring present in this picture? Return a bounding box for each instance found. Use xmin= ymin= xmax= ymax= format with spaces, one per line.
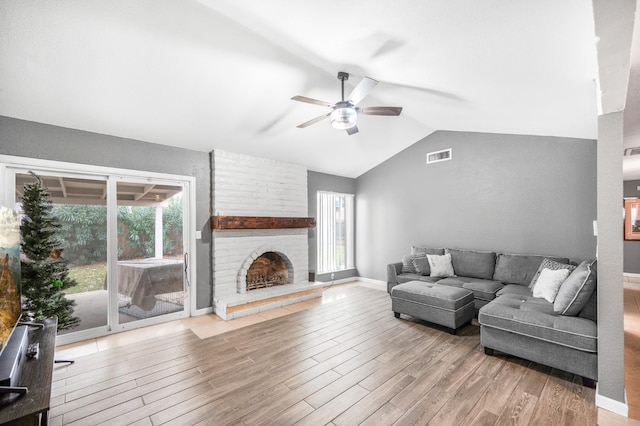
xmin=624 ymin=279 xmax=640 ymax=420
xmin=50 ymin=286 xmax=597 ymax=425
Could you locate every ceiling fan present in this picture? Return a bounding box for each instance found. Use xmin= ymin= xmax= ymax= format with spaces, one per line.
xmin=291 ymin=72 xmax=403 ymax=136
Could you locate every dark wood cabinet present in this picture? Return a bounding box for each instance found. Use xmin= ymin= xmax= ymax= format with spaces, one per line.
xmin=0 ymin=318 xmax=56 ymax=426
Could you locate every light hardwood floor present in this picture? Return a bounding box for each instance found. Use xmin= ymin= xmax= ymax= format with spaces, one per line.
xmin=53 ymin=283 xmax=600 ymax=426
xmin=624 ymin=278 xmax=640 ymax=421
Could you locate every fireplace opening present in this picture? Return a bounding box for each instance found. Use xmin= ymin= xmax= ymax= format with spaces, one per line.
xmin=246 ymin=251 xmax=289 ymax=291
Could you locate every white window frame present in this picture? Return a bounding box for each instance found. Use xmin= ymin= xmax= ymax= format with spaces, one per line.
xmin=317 ymin=191 xmax=355 ymax=274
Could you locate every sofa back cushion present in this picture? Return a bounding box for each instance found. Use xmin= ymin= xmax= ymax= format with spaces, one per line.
xmin=493 ymin=253 xmax=570 ymax=286
xmin=446 ymin=249 xmax=496 ymax=280
xmin=411 ymin=246 xmax=445 ymax=256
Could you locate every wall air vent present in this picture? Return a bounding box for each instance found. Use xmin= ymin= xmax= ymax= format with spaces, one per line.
xmin=624 ymin=147 xmax=640 ymax=156
xmin=426 ymin=148 xmax=452 ymax=164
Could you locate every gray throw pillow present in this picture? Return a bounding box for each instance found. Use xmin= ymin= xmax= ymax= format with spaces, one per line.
xmin=578 ymin=290 xmax=597 ymax=322
xmin=412 ymin=256 xmax=431 ymax=276
xmin=553 ymin=260 xmax=597 ymax=316
xmin=401 ymin=254 xmax=426 ymax=274
xmin=529 ymin=258 xmax=577 ymax=290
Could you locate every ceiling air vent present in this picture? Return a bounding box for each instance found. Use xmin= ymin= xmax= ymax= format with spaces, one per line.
xmin=624 ymin=147 xmax=640 ymax=156
xmin=426 ymin=148 xmax=452 ymax=164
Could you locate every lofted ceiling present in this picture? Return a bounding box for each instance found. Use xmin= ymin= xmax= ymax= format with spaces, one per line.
xmin=0 ymin=1 xmax=611 ymax=178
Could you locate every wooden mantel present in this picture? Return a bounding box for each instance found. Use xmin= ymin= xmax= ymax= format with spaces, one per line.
xmin=211 ymin=215 xmax=316 ymax=230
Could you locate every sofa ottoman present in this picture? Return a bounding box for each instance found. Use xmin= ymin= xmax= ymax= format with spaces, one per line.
xmin=391 ymin=280 xmax=475 ymax=334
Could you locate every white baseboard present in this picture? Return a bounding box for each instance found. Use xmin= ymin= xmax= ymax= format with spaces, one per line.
xmin=623 ymin=272 xmax=640 ymax=278
xmin=315 ymin=277 xmax=355 ymax=285
xmin=318 ymin=276 xmax=386 ymax=288
xmin=356 ymin=277 xmax=386 ymax=286
xmin=596 ymin=385 xmax=628 ymax=418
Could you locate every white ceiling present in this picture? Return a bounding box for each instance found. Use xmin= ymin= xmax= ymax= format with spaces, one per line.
xmin=0 ymin=1 xmax=611 ymax=178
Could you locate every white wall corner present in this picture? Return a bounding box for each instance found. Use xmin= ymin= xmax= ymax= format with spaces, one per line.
xmin=596 ymin=385 xmax=628 ymax=418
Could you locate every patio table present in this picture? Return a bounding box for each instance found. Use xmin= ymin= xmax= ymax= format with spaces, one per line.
xmin=105 ymin=259 xmax=184 ymax=311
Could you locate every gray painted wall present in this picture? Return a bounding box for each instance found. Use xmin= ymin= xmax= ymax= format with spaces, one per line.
xmin=0 ymin=116 xmax=212 ymax=309
xmin=355 ymin=130 xmax=597 ymax=282
xmin=307 ymin=171 xmax=357 ymax=282
xmin=624 ymin=180 xmax=640 ymax=273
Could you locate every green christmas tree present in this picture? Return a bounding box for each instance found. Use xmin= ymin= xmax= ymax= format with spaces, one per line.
xmin=20 ymin=173 xmax=79 ymax=331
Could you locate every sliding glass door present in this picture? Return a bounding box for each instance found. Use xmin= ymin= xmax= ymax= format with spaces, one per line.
xmin=14 ymin=172 xmax=110 ymax=336
xmin=1 ymin=159 xmax=193 ymax=343
xmin=114 ymin=180 xmax=186 ymax=327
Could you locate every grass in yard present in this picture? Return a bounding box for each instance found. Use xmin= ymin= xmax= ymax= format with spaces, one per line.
xmin=67 ymin=262 xmax=107 ymax=294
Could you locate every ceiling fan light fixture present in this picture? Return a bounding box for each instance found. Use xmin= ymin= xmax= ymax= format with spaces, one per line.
xmin=292 ymin=72 xmax=401 ymax=134
xmin=330 ymin=105 xmax=357 ymax=130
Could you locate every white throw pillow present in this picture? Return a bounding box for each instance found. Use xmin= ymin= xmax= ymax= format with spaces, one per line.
xmin=427 ymin=253 xmax=455 ymax=278
xmin=532 ymin=268 xmax=571 ymax=303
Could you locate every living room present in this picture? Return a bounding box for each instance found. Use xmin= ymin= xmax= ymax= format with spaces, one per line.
xmin=0 ymin=1 xmax=638 ymax=425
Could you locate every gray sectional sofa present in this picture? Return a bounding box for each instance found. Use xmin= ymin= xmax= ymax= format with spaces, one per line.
xmin=386 ymin=246 xmax=598 ymax=385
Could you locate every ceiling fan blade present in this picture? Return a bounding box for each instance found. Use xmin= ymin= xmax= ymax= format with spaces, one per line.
xmin=296 ymin=112 xmax=331 ymax=128
xmin=348 ymin=77 xmax=378 ymax=105
xmin=291 ymin=96 xmax=334 ymax=108
xmin=346 ymin=125 xmax=359 ymax=136
xmin=358 ymin=106 xmax=403 ymax=116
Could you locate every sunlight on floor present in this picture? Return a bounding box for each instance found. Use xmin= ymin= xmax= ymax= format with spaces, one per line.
xmin=55 ymin=280 xmax=381 ymax=360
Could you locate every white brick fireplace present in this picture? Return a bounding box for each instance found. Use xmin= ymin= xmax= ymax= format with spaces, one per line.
xmin=211 ymin=150 xmax=322 ymax=319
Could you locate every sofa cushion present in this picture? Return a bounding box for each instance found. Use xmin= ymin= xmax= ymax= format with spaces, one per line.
xmin=496 ymin=284 xmax=533 ymax=298
xmin=412 ymin=257 xmax=431 ymax=276
xmin=434 ymin=277 xmax=465 ymax=288
xmin=401 ymin=254 xmax=426 ymax=273
xmin=478 ymin=294 xmax=597 ymax=352
xmin=529 ymin=258 xmax=577 ymax=290
xmin=493 ymin=253 xmax=571 ymax=286
xmin=446 ymin=249 xmax=496 ymax=280
xmin=427 ymin=253 xmax=455 ymax=278
xmin=532 ymin=268 xmax=571 ymax=303
xmin=437 ymin=276 xmax=503 ymax=301
xmin=554 ymin=260 xmax=597 ymax=316
xmin=463 ymin=280 xmax=504 ymax=301
xmin=411 ymin=246 xmax=445 ymax=256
